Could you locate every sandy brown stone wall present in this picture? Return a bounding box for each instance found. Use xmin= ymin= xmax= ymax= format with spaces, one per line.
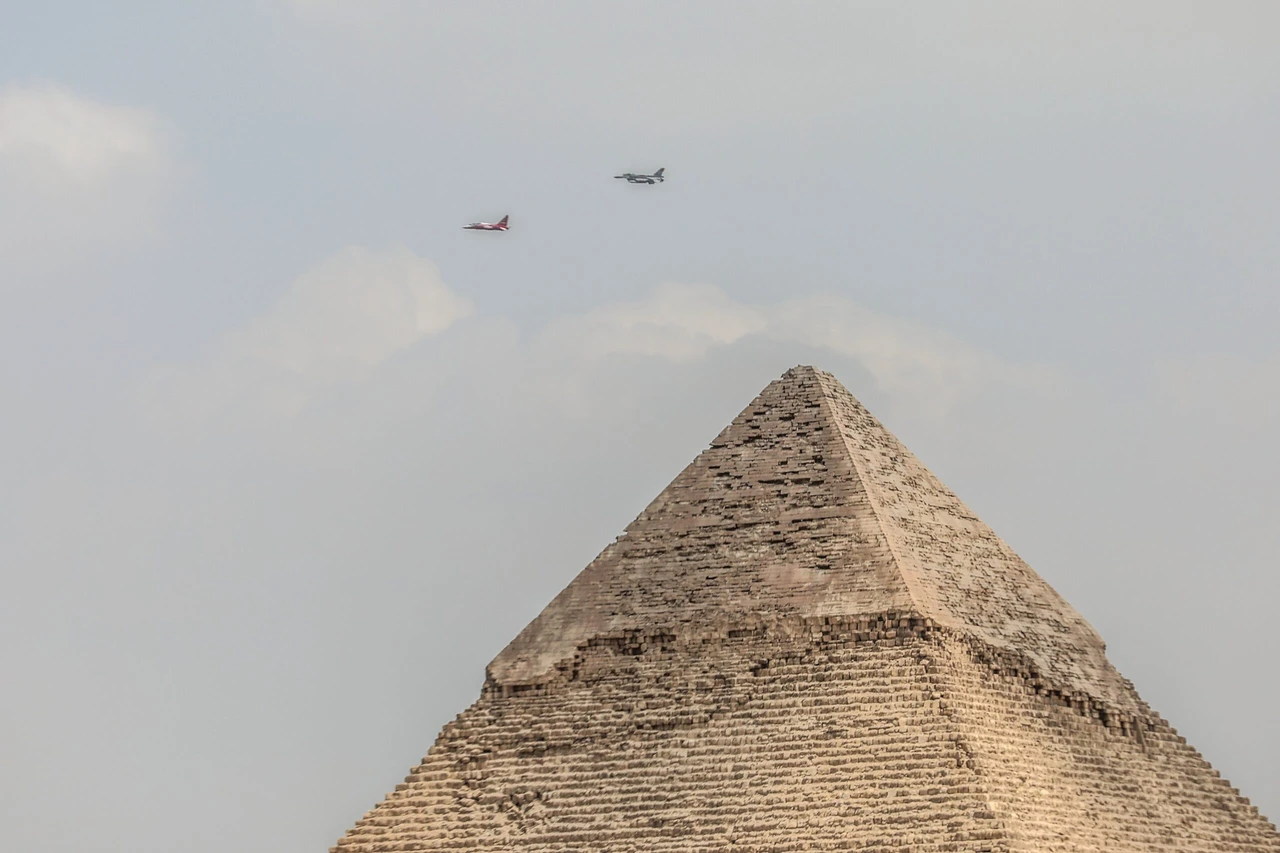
xmin=933 ymin=636 xmax=1277 ymax=851
xmin=333 ymin=621 xmax=1278 ymax=853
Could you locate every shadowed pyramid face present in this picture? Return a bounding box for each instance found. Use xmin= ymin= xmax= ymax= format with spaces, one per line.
xmin=333 ymin=367 xmax=1280 ymax=853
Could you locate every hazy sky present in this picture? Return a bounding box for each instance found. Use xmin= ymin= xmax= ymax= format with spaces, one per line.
xmin=3 ymin=3 xmax=1279 ymax=850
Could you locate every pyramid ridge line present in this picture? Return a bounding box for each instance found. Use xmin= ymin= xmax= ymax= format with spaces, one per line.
xmin=811 ymin=369 xmax=930 ymax=620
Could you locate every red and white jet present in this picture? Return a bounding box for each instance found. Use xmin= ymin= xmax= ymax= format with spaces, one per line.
xmin=462 ymin=215 xmax=509 ymax=231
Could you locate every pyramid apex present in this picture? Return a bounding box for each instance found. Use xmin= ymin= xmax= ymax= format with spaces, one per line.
xmin=490 ymin=367 xmax=1125 ymax=708
xmin=777 ymin=364 xmax=853 ymax=395
xmin=780 ymin=363 xmax=829 ymax=382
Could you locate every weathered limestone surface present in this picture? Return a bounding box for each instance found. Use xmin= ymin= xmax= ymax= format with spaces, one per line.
xmin=332 ymin=366 xmax=1279 ymax=852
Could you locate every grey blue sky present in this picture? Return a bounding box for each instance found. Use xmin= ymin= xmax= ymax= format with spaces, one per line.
xmin=2 ymin=3 xmax=1278 ymax=850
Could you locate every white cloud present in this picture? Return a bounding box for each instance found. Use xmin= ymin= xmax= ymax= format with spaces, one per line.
xmin=0 ymin=82 xmax=178 ymax=285
xmin=536 ymin=282 xmax=768 ymax=364
xmin=765 ymin=295 xmax=1057 ymax=409
xmin=141 ymin=247 xmax=472 ymax=430
xmin=0 ymin=82 xmax=165 ymax=187
xmin=141 ymin=271 xmax=1052 ymax=433
xmin=530 ymin=282 xmax=1055 ymax=414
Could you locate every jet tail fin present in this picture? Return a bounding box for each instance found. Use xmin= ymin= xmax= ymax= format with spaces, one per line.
xmin=654 ymin=168 xmax=664 ymax=177
xmin=498 ymin=215 xmax=509 ymax=227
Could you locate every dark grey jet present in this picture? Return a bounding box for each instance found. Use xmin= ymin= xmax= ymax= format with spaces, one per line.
xmin=614 ymin=168 xmax=665 ymax=184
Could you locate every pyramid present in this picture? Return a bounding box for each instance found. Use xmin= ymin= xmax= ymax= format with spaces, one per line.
xmin=333 ymin=366 xmax=1278 ymax=852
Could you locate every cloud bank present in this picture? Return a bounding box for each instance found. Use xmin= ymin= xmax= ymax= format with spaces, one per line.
xmin=0 ymin=82 xmax=165 ymax=186
xmin=142 ymin=252 xmax=1058 ymax=434
xmin=0 ymin=82 xmax=178 ymax=284
xmin=141 ymin=247 xmax=472 ymax=429
xmin=530 ymin=282 xmax=1057 ymax=417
